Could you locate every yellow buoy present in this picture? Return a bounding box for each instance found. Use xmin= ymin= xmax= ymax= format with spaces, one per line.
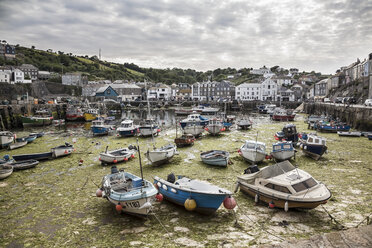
xmin=184 ymin=198 xmax=197 ymax=211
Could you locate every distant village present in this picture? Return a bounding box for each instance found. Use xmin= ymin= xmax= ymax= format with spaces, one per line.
xmin=1 ymin=42 xmax=371 ymax=103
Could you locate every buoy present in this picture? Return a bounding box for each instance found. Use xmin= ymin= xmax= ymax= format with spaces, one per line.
xmin=237 ymin=149 xmax=241 ymax=154
xmin=184 ymin=198 xmax=197 ymax=211
xmin=99 ymin=157 xmax=101 ymax=161
xmin=205 ymin=127 xmax=209 ymax=131
xmin=255 ymin=194 xmax=259 ymax=203
xmin=79 ymin=159 xmax=84 ymax=163
xmin=96 ymin=188 xmax=103 ymax=197
xmin=117 ymin=134 xmax=119 ymax=137
xmin=124 ymin=157 xmax=128 ymax=161
xmin=155 ymin=193 xmax=163 ymax=202
xmin=269 ymin=200 xmax=275 ymax=208
xmin=131 ymin=154 xmax=135 ymax=158
xmin=116 ymin=203 xmax=123 ymax=212
xmin=284 ymin=201 xmax=289 ymax=212
xmin=64 ymin=150 xmax=68 ymax=154
xmin=304 ymin=146 xmax=307 ymax=150
xmin=223 ymin=196 xmax=237 ymax=209
xmin=265 ymin=155 xmax=271 ymax=160
xmin=113 ymin=159 xmax=118 ymax=163
xmin=234 ymin=183 xmax=239 ymax=193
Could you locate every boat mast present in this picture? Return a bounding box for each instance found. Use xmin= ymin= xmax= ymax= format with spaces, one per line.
xmin=136 ymin=139 xmax=144 ymax=189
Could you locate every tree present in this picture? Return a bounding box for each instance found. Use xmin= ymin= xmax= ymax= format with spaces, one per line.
xmin=31 ymin=45 xmax=35 ymax=49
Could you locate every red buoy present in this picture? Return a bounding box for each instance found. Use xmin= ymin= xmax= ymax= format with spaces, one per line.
xmin=130 ymin=154 xmax=135 ymax=158
xmin=79 ymin=159 xmax=84 ymax=163
xmin=205 ymin=128 xmax=209 ymax=131
xmin=155 ymin=193 xmax=163 ymax=202
xmin=113 ymin=159 xmax=118 ymax=163
xmin=96 ymin=189 xmax=103 ymax=197
xmin=64 ymin=150 xmax=68 ymax=154
xmin=116 ymin=203 xmax=123 ymax=212
xmin=269 ymin=201 xmax=275 ymax=208
xmin=223 ymin=196 xmax=237 ymax=209
xmin=99 ymin=157 xmax=101 ymax=161
xmin=124 ymin=157 xmax=128 ymax=161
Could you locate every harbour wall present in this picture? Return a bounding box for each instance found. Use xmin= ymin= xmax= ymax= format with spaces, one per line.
xmin=304 ymin=102 xmax=372 ymax=131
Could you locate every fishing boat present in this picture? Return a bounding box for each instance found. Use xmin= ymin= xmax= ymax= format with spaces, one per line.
xmin=235 ymin=161 xmax=331 ymax=211
xmin=145 ymin=144 xmax=177 ymax=166
xmin=175 ymin=134 xmax=195 ymax=147
xmin=315 ymin=121 xmax=350 ymax=133
xmin=117 ymin=119 xmax=138 ymax=137
xmin=337 ymin=131 xmax=362 ymax=137
xmin=91 ymin=119 xmax=112 ymax=136
xmin=66 ymin=106 xmax=85 ymax=121
xmin=99 ymin=146 xmax=137 ymax=165
xmin=238 ymin=140 xmax=267 ymax=163
xmin=183 ymin=122 xmax=205 ymax=137
xmin=0 ymin=131 xmax=14 ymax=148
xmin=270 ymin=141 xmax=295 ymax=161
xmin=0 ymin=164 xmax=13 ymax=180
xmin=180 ymin=113 xmax=209 ymax=129
xmin=205 ymin=118 xmax=224 ymax=135
xmin=21 ymin=116 xmax=53 ymax=126
xmin=222 ymin=115 xmax=235 ymax=130
xmin=299 ymin=134 xmax=327 ymax=160
xmin=12 ymin=143 xmax=74 ymax=161
xmin=266 ymin=105 xmax=278 ymax=116
xmin=271 ymin=108 xmax=295 ymax=121
xmin=281 ymin=124 xmax=299 ymax=142
xmin=138 ymin=119 xmax=160 ymax=137
xmin=237 ymin=118 xmax=252 ymax=130
xmin=200 ymin=150 xmax=230 ymax=167
xmin=10 ymin=160 xmax=39 ymax=171
xmin=16 ymin=134 xmax=37 ymax=144
xmin=84 ymin=108 xmax=99 ymax=122
xmin=154 ymin=173 xmax=236 ymax=214
xmin=9 ymin=140 xmax=28 ymax=150
xmin=97 ymin=165 xmax=158 ymax=217
xmin=192 ymin=105 xmax=220 ymax=115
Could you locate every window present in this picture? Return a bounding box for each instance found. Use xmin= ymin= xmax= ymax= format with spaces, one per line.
xmin=265 ymin=183 xmax=291 ymax=194
xmin=292 ymin=178 xmax=318 ymax=192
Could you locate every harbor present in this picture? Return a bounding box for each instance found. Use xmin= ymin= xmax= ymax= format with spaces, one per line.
xmin=0 ymin=109 xmax=371 ymax=247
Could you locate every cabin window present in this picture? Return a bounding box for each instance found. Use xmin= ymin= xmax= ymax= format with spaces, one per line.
xmin=273 ymin=145 xmax=280 ymax=151
xmin=292 ymin=178 xmax=318 ymax=192
xmin=315 ymin=139 xmax=319 ymax=144
xmin=265 ymin=183 xmax=291 ymax=194
xmin=283 ymin=144 xmax=291 ymax=149
xmin=308 ymin=137 xmax=313 ymax=143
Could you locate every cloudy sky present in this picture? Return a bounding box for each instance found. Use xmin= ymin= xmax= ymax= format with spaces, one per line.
xmin=0 ymin=0 xmax=371 ymax=74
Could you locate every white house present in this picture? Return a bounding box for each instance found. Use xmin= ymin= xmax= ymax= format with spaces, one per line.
xmin=13 ymin=69 xmax=25 ymax=83
xmin=0 ymin=70 xmax=11 ymax=83
xmin=111 ymin=83 xmax=142 ymax=101
xmin=156 ymin=84 xmax=172 ymax=100
xmin=261 ymin=77 xmax=278 ymax=101
xmin=250 ymin=66 xmax=270 ymax=75
xmin=235 ymin=83 xmax=261 ymax=101
xmin=278 ymin=87 xmax=295 ymax=102
xmin=273 ymin=76 xmax=293 ymax=87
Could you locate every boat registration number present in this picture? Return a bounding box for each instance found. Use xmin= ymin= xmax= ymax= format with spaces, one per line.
xmin=125 ymin=201 xmax=140 ymax=208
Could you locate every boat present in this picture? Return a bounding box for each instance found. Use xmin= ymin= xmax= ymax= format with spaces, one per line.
xmin=66 ymin=106 xmax=85 ymax=121
xmin=235 ymin=161 xmax=331 ymax=211
xmin=192 ymin=105 xmax=220 ymax=115
xmin=154 ymin=173 xmax=236 ymax=215
xmin=271 ymin=108 xmax=295 ymax=121
xmin=29 ymin=132 xmax=44 ymax=138
xmin=98 ymin=165 xmax=158 ymax=217
xmin=145 ymin=144 xmax=177 ymax=166
xmin=16 ymin=134 xmax=37 ymax=143
xmin=270 ymin=141 xmax=295 ymax=161
xmin=369 ymin=134 xmax=372 ymax=140
xmin=117 ymin=119 xmax=138 ymax=137
xmin=274 ymin=131 xmax=285 ymax=141
xmin=99 ymin=146 xmax=137 ymax=165
xmin=138 ymin=119 xmax=160 ymax=137
xmin=266 ymin=105 xmax=278 ymax=116
xmin=200 ymin=150 xmax=230 ymax=167
xmin=182 ymin=122 xmax=205 ymax=137
xmin=237 ymin=118 xmax=252 ymax=130
xmin=281 ymin=124 xmax=299 ymax=142
xmin=205 ymin=118 xmax=224 ymax=135
xmin=175 ymin=134 xmax=195 ymax=147
xmin=180 ymin=113 xmax=209 ymax=129
xmin=12 ymin=143 xmax=74 ymax=161
xmin=299 ymin=134 xmax=327 ymax=160
xmin=0 ymin=164 xmax=13 ymax=180
xmin=315 ymin=121 xmax=351 ymax=133
xmin=91 ymin=119 xmax=112 ymax=136
xmin=222 ymin=115 xmax=235 ymax=130
xmin=175 ymin=107 xmax=194 ymax=115
xmin=84 ymin=108 xmax=99 ymax=122
xmin=337 ymin=131 xmax=362 ymax=137
xmin=0 ymin=131 xmax=15 ymax=148
xmin=10 ymin=160 xmax=39 ymax=171
xmin=9 ymin=140 xmax=28 ymax=150
xmin=21 ymin=115 xmax=53 ymax=126
xmin=238 ymin=140 xmax=267 ymax=163
xmin=306 ymin=115 xmax=327 ymax=129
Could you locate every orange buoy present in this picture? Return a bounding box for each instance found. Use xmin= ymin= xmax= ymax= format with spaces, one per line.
xmin=223 ymin=196 xmax=237 ymax=209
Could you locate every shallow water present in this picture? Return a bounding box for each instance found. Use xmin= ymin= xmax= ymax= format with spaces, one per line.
xmin=0 ymin=111 xmax=371 ymax=247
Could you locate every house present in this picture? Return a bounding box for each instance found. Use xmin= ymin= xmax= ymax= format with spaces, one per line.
xmin=82 ymin=84 xmax=106 ymax=97
xmin=0 ymin=70 xmax=11 ymax=83
xmin=192 ymin=81 xmax=235 ymax=101
xmin=4 ymin=44 xmax=16 ymax=60
xmin=307 ymin=85 xmax=315 ymax=100
xmin=261 ymin=77 xmax=278 ymax=101
xmin=273 ymin=76 xmax=293 ymax=87
xmin=12 ymin=69 xmax=25 ymax=83
xmin=314 ymin=79 xmax=328 ymax=97
xmin=111 ymin=83 xmax=142 ymax=101
xmin=289 ymin=68 xmax=299 ymax=74
xmin=38 ymin=71 xmax=51 ymax=80
xmin=291 ymin=84 xmax=305 ymax=102
xmin=19 ymin=64 xmax=39 ymax=81
xmin=156 ymin=84 xmax=172 ymax=100
xmin=147 ymin=87 xmax=157 ymax=100
xmin=235 ymin=83 xmax=261 ymax=101
xmin=250 ymin=66 xmax=270 ymax=75
xmin=62 ymin=72 xmax=87 ymax=86
xmin=277 ymin=87 xmax=295 ymax=102
xmin=95 ymin=85 xmax=118 ymax=100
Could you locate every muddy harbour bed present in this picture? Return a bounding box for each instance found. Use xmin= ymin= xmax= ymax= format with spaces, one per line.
xmin=0 ymin=112 xmax=371 ymax=247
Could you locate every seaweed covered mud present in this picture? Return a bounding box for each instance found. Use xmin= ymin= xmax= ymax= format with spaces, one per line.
xmin=0 ymin=112 xmax=371 ymax=247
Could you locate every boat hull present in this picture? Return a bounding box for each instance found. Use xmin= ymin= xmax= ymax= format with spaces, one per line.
xmin=302 ymin=144 xmax=327 ymax=160
xmin=139 ymin=127 xmax=160 ymax=137
xmin=206 ymin=124 xmax=224 ymax=135
xmin=0 ymin=135 xmax=14 ymax=148
xmin=52 ymin=145 xmax=74 ymax=158
xmin=91 ymin=126 xmax=110 ymax=136
xmin=317 ymin=125 xmax=350 ymax=133
xmin=84 ymin=113 xmax=98 ymax=122
xmin=11 ymin=160 xmax=39 ymax=171
xmin=239 ymin=150 xmax=266 ymax=163
xmin=271 ymin=150 xmax=295 ymax=161
xmin=146 ymin=149 xmax=176 ymax=165
xmin=99 ymin=149 xmax=136 ymax=165
xmin=13 ymin=152 xmax=53 ymax=161
xmin=0 ymin=166 xmax=13 ymax=179
xmin=117 ymin=128 xmax=138 ymax=137
xmin=9 ymin=141 xmax=28 ymax=150
xmin=21 ymin=116 xmax=53 ymax=126
xmin=183 ymin=125 xmax=205 ymax=137
xmin=272 ymin=115 xmax=295 ymax=121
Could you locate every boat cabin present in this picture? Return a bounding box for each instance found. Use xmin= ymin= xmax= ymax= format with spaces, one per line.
xmin=243 ymin=141 xmax=266 ymax=152
xmin=272 ymin=142 xmax=294 ymax=152
xmin=86 ymin=108 xmax=99 ymax=115
xmin=120 ymin=120 xmax=134 ymax=128
xmin=92 ymin=120 xmax=105 ymax=126
xmin=306 ymin=135 xmax=326 ymax=146
xmin=209 ymin=118 xmax=221 ymax=125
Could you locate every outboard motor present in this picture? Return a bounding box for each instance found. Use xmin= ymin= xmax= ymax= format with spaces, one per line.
xmin=244 ymin=165 xmax=259 ymax=174
xmin=167 ymin=173 xmax=176 ymax=183
xmin=111 ymin=165 xmax=119 ymax=174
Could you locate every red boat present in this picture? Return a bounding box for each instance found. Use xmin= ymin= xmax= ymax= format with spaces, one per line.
xmin=66 ymin=107 xmax=85 ymax=121
xmin=272 ymin=108 xmax=295 ymax=121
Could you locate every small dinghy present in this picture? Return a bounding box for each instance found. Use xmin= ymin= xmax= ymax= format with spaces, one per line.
xmin=337 ymin=131 xmax=362 ymax=137
xmin=237 ymin=118 xmax=252 ymax=130
xmin=97 ymin=161 xmax=158 ymax=216
xmin=235 ymin=161 xmax=331 ymax=211
xmin=0 ymin=164 xmax=13 ymax=179
xmin=145 ymin=144 xmax=177 ymax=166
xmin=200 ymin=150 xmax=230 ymax=167
xmin=154 ymin=173 xmax=236 ymax=215
xmin=16 ymin=134 xmax=37 ymax=144
xmin=238 ymin=140 xmax=267 ymax=163
xmin=270 ymin=141 xmax=295 ymax=161
xmin=99 ymin=146 xmax=137 ymax=165
xmin=175 ymin=134 xmax=195 ymax=147
xmin=10 ymin=160 xmax=39 ymax=171
xmin=9 ymin=140 xmax=28 ymax=150
xmin=12 ymin=143 xmax=74 ymax=161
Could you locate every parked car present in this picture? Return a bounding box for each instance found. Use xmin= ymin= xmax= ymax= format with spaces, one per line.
xmin=334 ymin=97 xmax=343 ymax=103
xmin=348 ymin=97 xmax=357 ymax=104
xmin=365 ymin=99 xmax=372 ymax=106
xmin=323 ymin=98 xmax=331 ymax=103
xmin=342 ymin=97 xmax=350 ymax=104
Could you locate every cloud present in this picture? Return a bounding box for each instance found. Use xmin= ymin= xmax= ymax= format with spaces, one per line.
xmin=0 ymin=0 xmax=371 ymax=74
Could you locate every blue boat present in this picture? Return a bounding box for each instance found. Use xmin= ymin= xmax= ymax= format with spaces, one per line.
xmin=299 ymin=134 xmax=327 ymax=160
xmin=315 ymin=121 xmax=350 ymax=133
xmin=154 ymin=174 xmax=235 ymax=215
xmin=91 ymin=119 xmax=112 ymax=136
xmin=16 ymin=134 xmax=37 ymax=143
xmin=180 ymin=113 xmax=209 ymax=129
xmin=116 ymin=119 xmax=138 ymax=137
xmin=200 ymin=150 xmax=230 ymax=167
xmin=270 ymin=141 xmax=295 ymax=161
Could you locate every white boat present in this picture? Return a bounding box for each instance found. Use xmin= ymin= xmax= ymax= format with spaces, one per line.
xmin=180 ymin=113 xmax=209 ymax=128
xmin=183 ymin=123 xmax=205 ymax=137
xmin=9 ymin=140 xmax=28 ymax=150
xmin=0 ymin=131 xmax=14 ymax=148
xmin=238 ymin=140 xmax=266 ymax=163
xmin=117 ymin=119 xmax=139 ymax=137
xmin=51 ymin=143 xmax=74 ymax=158
xmin=145 ymin=144 xmax=177 ymax=166
xmin=0 ymin=164 xmax=13 ymax=179
xmin=337 ymin=131 xmax=362 ymax=137
xmin=138 ymin=119 xmax=160 ymax=137
xmin=235 ymin=161 xmax=331 ymax=211
xmin=205 ymin=118 xmax=224 ymax=135
xmin=192 ymin=105 xmax=219 ymax=114
xmin=99 ymin=146 xmax=137 ymax=165
xmin=270 ymin=141 xmax=295 ymax=161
